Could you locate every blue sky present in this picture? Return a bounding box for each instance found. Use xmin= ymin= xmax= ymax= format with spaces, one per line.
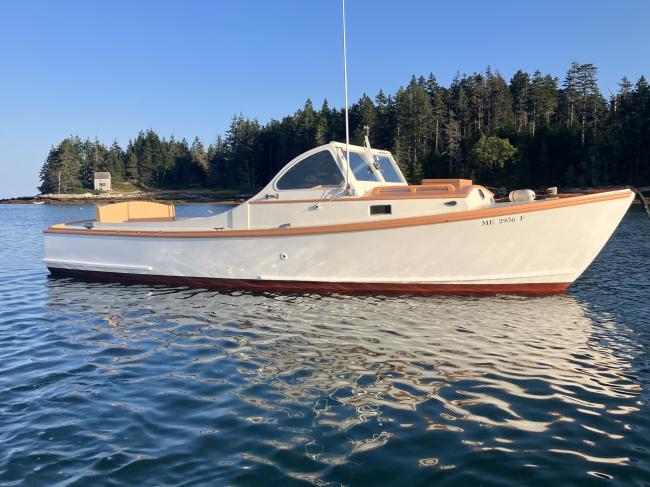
xmin=1 ymin=0 xmax=648 ymax=198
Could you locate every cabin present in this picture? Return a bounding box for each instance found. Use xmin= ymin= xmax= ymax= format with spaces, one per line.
xmin=93 ymin=172 xmax=112 ymax=192
xmin=88 ymin=141 xmax=494 ymax=231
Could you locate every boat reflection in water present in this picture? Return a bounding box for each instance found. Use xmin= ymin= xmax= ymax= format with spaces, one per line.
xmin=45 ymin=279 xmax=644 ymax=482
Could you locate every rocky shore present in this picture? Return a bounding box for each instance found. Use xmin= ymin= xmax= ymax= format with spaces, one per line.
xmin=0 ymin=189 xmax=251 ymax=205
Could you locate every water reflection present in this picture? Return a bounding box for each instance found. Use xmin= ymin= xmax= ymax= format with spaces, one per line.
xmin=37 ymin=279 xmax=646 ymax=483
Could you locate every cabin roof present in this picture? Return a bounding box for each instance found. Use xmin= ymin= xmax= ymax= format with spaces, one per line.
xmin=94 ymin=172 xmax=111 ymax=180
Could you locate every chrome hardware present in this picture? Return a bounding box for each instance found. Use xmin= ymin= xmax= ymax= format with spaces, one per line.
xmin=444 ymin=201 xmax=458 ymax=207
xmin=265 ymin=193 xmax=279 ymax=199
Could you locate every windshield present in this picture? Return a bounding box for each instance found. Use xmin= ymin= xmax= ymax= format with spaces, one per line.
xmin=348 ymin=152 xmax=378 ymax=182
xmin=373 ymin=153 xmax=403 ymax=183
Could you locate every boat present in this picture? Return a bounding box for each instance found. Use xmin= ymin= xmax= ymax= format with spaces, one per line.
xmin=41 ymin=1 xmax=637 ymax=294
xmin=43 ymin=139 xmax=635 ymax=293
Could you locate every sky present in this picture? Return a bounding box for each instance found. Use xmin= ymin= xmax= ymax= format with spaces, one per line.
xmin=0 ymin=0 xmax=648 ymax=198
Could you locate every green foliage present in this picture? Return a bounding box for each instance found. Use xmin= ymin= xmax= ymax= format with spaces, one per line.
xmin=470 ymin=136 xmax=518 ymax=169
xmin=469 ymin=136 xmax=518 ymax=186
xmin=39 ymin=62 xmax=650 ymax=194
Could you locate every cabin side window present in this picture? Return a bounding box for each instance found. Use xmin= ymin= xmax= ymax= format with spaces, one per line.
xmin=276 ymin=150 xmax=344 ymax=190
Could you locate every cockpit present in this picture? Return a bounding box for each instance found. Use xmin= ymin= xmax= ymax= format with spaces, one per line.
xmin=257 ymin=141 xmax=406 ymax=201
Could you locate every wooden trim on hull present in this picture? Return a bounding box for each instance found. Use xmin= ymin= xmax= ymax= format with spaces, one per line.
xmin=48 ymin=268 xmax=570 ymax=295
xmin=44 ymin=189 xmax=633 ymax=239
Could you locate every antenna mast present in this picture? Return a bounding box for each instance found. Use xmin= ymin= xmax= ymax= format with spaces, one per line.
xmin=342 ymin=0 xmax=350 ymax=193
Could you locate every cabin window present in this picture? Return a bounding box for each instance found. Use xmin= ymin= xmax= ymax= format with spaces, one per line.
xmin=373 ymin=155 xmax=403 ymax=183
xmin=276 ymin=150 xmax=343 ymax=190
xmin=348 ymin=152 xmax=378 ymax=182
xmin=370 ymin=204 xmax=392 ymax=215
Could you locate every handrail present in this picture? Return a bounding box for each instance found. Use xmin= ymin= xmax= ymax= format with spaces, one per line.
xmin=371 ymin=184 xmax=456 ymax=196
xmin=414 ymin=184 xmax=455 ymax=193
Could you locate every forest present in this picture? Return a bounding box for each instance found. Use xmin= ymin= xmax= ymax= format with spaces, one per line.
xmin=38 ymin=62 xmax=650 ymax=194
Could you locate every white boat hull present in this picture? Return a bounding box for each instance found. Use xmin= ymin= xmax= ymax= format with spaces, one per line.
xmin=44 ymin=190 xmax=635 ymax=293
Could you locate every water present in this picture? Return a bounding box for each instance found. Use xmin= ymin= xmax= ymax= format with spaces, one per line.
xmin=1 ymin=203 xmax=649 ymax=486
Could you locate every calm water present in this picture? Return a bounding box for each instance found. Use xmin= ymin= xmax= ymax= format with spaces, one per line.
xmin=1 ymin=203 xmax=649 ymax=486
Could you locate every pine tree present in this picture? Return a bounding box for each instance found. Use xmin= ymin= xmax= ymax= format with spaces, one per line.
xmin=38 ymin=138 xmax=83 ymax=193
xmin=207 ymin=135 xmax=227 ymax=187
xmin=510 ymin=70 xmax=530 ymax=134
xmin=125 ymin=141 xmax=139 ymax=182
xmin=315 ymin=99 xmax=331 ymax=145
xmin=445 ymin=109 xmax=461 ymax=176
xmin=373 ymin=90 xmax=397 ymax=151
xmin=293 ymin=99 xmax=317 ymax=153
xmin=529 ymin=71 xmax=558 ymax=135
xmin=563 ymin=61 xmax=580 ymax=128
xmin=574 ymin=63 xmax=599 ymax=146
xmin=105 ymin=140 xmax=126 ymax=182
xmin=351 ymin=94 xmax=377 ymax=143
xmin=395 ymin=76 xmax=434 ymax=180
xmin=190 ymin=136 xmax=208 ymax=185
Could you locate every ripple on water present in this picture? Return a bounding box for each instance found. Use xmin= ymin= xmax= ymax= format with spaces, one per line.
xmin=0 ymin=204 xmax=648 ymax=486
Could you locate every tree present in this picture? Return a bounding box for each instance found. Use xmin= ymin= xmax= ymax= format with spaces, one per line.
xmin=38 ymin=138 xmax=82 ymax=193
xmin=444 ymin=109 xmax=461 ymax=176
xmin=373 ymin=89 xmax=397 ymax=151
xmin=293 ymin=99 xmax=318 ymax=153
xmin=485 ymin=68 xmax=514 ymax=132
xmin=125 ymin=141 xmax=139 ymax=182
xmin=529 ymin=71 xmax=558 ymax=135
xmin=105 ymin=140 xmax=126 ymax=182
xmin=315 ymin=99 xmax=331 ymax=145
xmin=563 ymin=61 xmax=580 ymax=128
xmin=225 ymin=115 xmax=263 ymax=190
xmin=395 ymin=76 xmax=434 ymax=180
xmin=207 ymin=135 xmax=228 ymax=187
xmin=189 ymin=136 xmax=208 ymax=185
xmin=510 ymin=70 xmax=530 ymax=134
xmin=574 ymin=63 xmax=600 ymax=146
xmin=425 ymin=74 xmax=447 ymax=154
xmin=469 ymin=135 xmax=518 ymax=177
xmin=351 ymin=94 xmax=377 ymax=144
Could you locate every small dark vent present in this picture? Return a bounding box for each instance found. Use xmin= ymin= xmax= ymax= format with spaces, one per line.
xmin=370 ymin=205 xmax=392 ymax=215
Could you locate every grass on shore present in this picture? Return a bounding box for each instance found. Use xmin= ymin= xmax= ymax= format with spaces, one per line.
xmin=111 ymin=181 xmax=142 ymax=192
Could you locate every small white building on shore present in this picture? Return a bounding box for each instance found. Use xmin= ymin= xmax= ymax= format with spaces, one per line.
xmin=94 ymin=172 xmax=112 ymax=192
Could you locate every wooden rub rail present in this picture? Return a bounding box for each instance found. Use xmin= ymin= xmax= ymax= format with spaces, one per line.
xmin=43 ymin=189 xmax=633 ymax=239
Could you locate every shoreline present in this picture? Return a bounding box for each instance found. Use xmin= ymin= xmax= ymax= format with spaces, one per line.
xmin=0 ymin=190 xmax=251 ymax=205
xmin=1 ymin=188 xmax=648 ymax=206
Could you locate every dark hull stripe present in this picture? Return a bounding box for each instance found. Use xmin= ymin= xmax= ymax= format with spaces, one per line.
xmin=48 ymin=268 xmax=570 ymax=295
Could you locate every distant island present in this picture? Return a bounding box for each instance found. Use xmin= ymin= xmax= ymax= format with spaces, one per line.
xmin=31 ymin=62 xmax=650 ymax=201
